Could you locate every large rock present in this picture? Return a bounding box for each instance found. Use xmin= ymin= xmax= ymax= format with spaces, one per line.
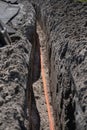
xmin=0 ymin=1 xmax=20 ymax=24
xmin=30 ymin=0 xmax=87 ymax=129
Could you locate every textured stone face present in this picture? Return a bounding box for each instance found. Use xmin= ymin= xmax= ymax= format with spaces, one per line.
xmin=0 ymin=41 xmax=31 ymax=130
xmin=30 ymin=0 xmax=87 ymax=129
xmin=0 ymin=1 xmax=20 ymax=24
xmin=0 ymin=1 xmax=37 ymax=130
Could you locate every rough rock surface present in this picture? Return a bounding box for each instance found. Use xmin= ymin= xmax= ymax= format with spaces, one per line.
xmin=30 ymin=0 xmax=87 ymax=129
xmin=0 ymin=40 xmax=31 ymax=130
xmin=0 ymin=0 xmax=39 ymax=130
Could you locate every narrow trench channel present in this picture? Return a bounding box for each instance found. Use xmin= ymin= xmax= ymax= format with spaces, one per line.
xmin=32 ymin=23 xmax=55 ymax=130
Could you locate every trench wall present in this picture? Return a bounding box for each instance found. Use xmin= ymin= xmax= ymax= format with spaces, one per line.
xmin=0 ymin=1 xmax=40 ymax=130
xmin=30 ymin=0 xmax=87 ymax=130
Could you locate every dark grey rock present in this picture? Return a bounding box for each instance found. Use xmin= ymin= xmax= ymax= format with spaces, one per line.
xmin=0 ymin=1 xmax=20 ymax=24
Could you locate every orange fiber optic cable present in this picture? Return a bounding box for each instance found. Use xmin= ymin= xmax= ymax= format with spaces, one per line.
xmin=40 ymin=48 xmax=55 ymax=130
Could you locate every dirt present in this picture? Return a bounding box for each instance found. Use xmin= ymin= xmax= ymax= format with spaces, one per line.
xmin=0 ymin=0 xmax=38 ymax=130
xmin=32 ymin=24 xmax=50 ymax=130
xmin=0 ymin=0 xmax=53 ymax=129
xmin=30 ymin=0 xmax=87 ymax=129
xmin=1 ymin=0 xmax=87 ymax=130
xmin=33 ymin=77 xmax=49 ymax=130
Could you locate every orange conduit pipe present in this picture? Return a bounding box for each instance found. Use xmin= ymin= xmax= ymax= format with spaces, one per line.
xmin=40 ymin=48 xmax=55 ymax=130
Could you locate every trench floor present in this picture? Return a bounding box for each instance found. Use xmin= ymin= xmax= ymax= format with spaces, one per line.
xmin=32 ymin=24 xmax=54 ymax=130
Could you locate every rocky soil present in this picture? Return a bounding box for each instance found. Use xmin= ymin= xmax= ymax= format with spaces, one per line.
xmin=30 ymin=0 xmax=87 ymax=129
xmin=1 ymin=0 xmax=87 ymax=130
xmin=33 ymin=77 xmax=49 ymax=130
xmin=0 ymin=0 xmax=40 ymax=130
xmin=32 ymin=24 xmax=50 ymax=130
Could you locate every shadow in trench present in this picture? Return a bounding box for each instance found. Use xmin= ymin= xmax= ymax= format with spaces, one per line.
xmin=30 ymin=32 xmax=41 ymax=130
xmin=32 ymin=32 xmax=41 ymax=83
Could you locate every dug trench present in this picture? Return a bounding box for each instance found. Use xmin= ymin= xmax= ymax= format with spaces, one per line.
xmin=29 ymin=23 xmax=55 ymax=130
xmin=30 ymin=0 xmax=87 ymax=129
xmin=0 ymin=1 xmax=55 ymax=129
xmin=1 ymin=0 xmax=87 ymax=130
